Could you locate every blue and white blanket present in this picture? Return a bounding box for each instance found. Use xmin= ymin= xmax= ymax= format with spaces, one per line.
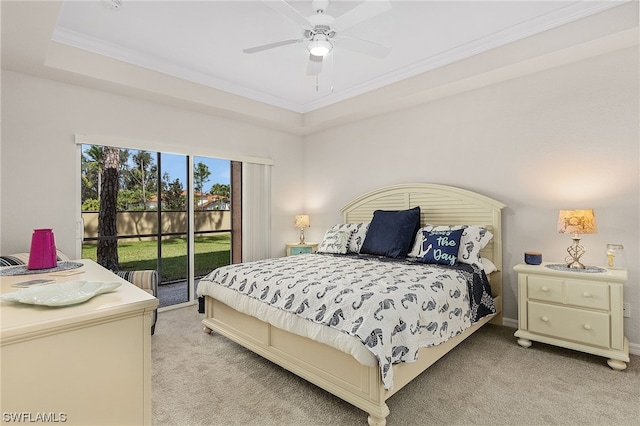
xmin=199 ymin=253 xmax=495 ymax=390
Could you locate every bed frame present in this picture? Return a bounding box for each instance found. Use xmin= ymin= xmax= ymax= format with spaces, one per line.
xmin=202 ymin=183 xmax=506 ymax=425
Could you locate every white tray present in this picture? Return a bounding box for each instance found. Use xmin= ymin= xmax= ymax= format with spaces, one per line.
xmin=1 ymin=280 xmax=121 ymax=306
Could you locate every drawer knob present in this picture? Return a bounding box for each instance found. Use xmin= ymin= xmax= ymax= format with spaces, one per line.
xmin=583 ymin=324 xmax=592 ymax=330
xmin=541 ymin=316 xmax=549 ymax=322
xmin=583 ymin=292 xmax=592 ymax=298
xmin=541 ymin=286 xmax=549 ymax=292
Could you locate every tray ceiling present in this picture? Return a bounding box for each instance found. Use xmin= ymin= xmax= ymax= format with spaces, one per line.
xmin=50 ymin=1 xmax=625 ymax=113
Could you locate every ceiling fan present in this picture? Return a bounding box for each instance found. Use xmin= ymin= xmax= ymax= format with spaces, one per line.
xmin=243 ymin=0 xmax=392 ymax=76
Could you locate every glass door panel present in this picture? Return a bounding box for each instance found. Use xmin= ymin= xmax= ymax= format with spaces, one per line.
xmin=193 ymin=157 xmax=231 ymax=296
xmin=157 ymin=153 xmax=189 ymax=307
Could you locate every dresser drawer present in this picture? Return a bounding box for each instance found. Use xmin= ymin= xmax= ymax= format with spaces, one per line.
xmin=527 ymin=276 xmax=563 ymax=303
xmin=528 ymin=301 xmax=610 ymax=348
xmin=566 ymin=280 xmax=609 ymax=310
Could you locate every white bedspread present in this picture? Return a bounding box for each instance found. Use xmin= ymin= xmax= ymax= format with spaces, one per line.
xmin=197 ymin=253 xmax=494 ymax=390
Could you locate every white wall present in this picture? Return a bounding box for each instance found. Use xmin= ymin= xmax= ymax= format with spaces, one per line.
xmin=0 ymin=71 xmax=304 ymax=259
xmin=302 ymin=47 xmax=640 ymax=346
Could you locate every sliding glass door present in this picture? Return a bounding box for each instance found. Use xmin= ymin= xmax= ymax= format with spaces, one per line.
xmin=80 ymin=144 xmax=232 ymax=308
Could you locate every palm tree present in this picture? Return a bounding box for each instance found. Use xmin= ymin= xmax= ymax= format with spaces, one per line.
xmin=84 ymin=145 xmax=104 ymax=199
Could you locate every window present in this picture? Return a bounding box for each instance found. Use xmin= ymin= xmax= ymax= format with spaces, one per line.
xmin=80 ymin=144 xmax=235 ymax=308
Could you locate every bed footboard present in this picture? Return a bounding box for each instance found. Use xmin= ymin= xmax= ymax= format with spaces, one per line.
xmin=202 ymin=295 xmax=500 ymax=425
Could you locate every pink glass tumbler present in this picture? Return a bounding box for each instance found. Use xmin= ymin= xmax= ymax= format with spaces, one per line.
xmin=27 ymin=229 xmax=58 ymax=270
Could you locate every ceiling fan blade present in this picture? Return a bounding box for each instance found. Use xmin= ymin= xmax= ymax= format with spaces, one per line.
xmin=264 ymin=0 xmax=313 ymax=29
xmin=337 ymin=36 xmax=391 ymax=58
xmin=243 ymin=38 xmax=304 ymax=54
xmin=306 ymin=54 xmax=323 ymax=76
xmin=332 ymin=0 xmax=392 ymax=31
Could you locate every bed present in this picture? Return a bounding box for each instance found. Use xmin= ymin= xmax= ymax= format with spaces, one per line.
xmin=198 ymin=183 xmax=506 ymax=425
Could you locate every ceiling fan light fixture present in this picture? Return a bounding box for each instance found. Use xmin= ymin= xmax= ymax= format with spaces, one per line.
xmin=308 ymin=36 xmax=332 ymax=57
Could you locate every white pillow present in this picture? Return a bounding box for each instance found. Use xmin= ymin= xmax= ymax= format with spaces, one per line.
xmin=481 ymin=257 xmax=498 ymax=274
xmin=328 ymin=223 xmax=369 ymax=253
xmin=409 ymin=224 xmax=493 ymax=268
xmin=317 ymin=229 xmax=351 ymax=254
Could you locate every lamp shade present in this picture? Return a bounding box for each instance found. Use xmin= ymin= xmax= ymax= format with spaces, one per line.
xmin=308 ymin=35 xmax=332 ymax=57
xmin=557 ymin=209 xmax=598 ymax=235
xmin=294 ymin=214 xmax=310 ymax=229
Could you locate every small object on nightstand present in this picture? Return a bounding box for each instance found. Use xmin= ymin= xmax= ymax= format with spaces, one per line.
xmin=286 ymin=242 xmax=318 ymax=256
xmin=514 ymin=262 xmax=629 ymax=370
xmin=606 ymin=244 xmax=626 ymax=269
xmin=524 ymin=251 xmax=542 ymax=265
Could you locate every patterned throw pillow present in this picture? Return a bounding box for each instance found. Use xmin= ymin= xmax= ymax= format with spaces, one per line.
xmin=318 ymin=229 xmax=351 ymax=254
xmin=347 ymin=222 xmax=369 ymax=253
xmin=0 ymin=253 xmax=29 ymax=267
xmin=328 ymin=223 xmax=370 ymax=253
xmin=419 ymin=228 xmax=464 ymax=266
xmin=409 ymin=224 xmax=493 ymax=267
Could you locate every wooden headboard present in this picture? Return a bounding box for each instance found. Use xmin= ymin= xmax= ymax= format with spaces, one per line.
xmin=341 ymin=183 xmax=506 ymax=322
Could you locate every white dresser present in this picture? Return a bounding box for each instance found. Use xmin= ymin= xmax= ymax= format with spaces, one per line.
xmin=0 ymin=259 xmax=158 ymax=425
xmin=514 ymin=262 xmax=629 ymax=370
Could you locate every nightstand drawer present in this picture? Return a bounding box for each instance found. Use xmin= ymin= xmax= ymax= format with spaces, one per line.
xmin=528 ymin=301 xmax=610 ymax=348
xmin=285 ymin=243 xmax=318 ymax=256
xmin=527 ymin=276 xmax=563 ymax=303
xmin=289 ymin=246 xmax=313 ymax=255
xmin=566 ymin=280 xmax=609 ymax=310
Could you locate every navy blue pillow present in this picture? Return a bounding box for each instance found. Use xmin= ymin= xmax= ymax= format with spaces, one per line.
xmin=360 ymin=207 xmax=421 ymax=258
xmin=419 ymin=228 xmax=464 ymax=266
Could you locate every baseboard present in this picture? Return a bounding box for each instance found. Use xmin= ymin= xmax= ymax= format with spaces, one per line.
xmin=502 ymin=316 xmax=640 ymax=356
xmin=502 ymin=317 xmax=518 ymax=329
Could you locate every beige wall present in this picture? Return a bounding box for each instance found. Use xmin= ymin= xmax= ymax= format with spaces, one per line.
xmin=302 ymin=47 xmax=639 ymax=346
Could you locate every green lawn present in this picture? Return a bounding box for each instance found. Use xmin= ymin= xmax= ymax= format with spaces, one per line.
xmin=82 ymin=233 xmax=231 ymax=282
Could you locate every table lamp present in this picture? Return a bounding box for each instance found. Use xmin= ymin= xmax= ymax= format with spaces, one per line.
xmin=557 ymin=209 xmax=597 ymax=269
xmin=294 ymin=214 xmax=310 ymax=244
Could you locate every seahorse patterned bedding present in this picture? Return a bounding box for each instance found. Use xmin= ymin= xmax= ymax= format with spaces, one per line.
xmin=198 ymin=253 xmax=495 ymax=390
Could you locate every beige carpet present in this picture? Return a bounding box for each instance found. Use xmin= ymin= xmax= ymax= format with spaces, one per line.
xmin=152 ymin=306 xmax=640 ymax=425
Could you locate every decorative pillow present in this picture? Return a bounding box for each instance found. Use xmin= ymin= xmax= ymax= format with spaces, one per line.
xmin=328 ymin=222 xmax=369 ymax=253
xmin=360 ymin=207 xmax=421 ymax=258
xmin=407 ymin=228 xmax=425 ymax=257
xmin=347 ymin=222 xmax=369 ymax=253
xmin=0 ymin=253 xmax=30 ymax=267
xmin=458 ymin=225 xmax=493 ymax=266
xmin=0 ymin=250 xmax=69 ymax=267
xmin=481 ymin=257 xmax=497 ymax=274
xmin=418 ymin=228 xmax=464 ymax=266
xmin=409 ymin=224 xmax=493 ymax=267
xmin=318 ymin=229 xmax=351 ymax=254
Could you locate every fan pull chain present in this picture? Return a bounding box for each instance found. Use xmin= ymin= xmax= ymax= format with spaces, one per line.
xmin=316 ymin=75 xmax=319 ymax=92
xmin=330 ymin=52 xmax=334 ymax=93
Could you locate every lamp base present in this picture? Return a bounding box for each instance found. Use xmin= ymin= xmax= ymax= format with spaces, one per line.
xmin=565 ymin=234 xmax=587 ymax=269
xmin=566 ymin=260 xmax=586 ymax=269
xmin=298 ymin=228 xmax=306 ymax=245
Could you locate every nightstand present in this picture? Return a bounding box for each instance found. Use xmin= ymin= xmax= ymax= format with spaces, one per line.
xmin=286 ymin=243 xmax=318 ymax=256
xmin=514 ymin=262 xmax=629 ymax=370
